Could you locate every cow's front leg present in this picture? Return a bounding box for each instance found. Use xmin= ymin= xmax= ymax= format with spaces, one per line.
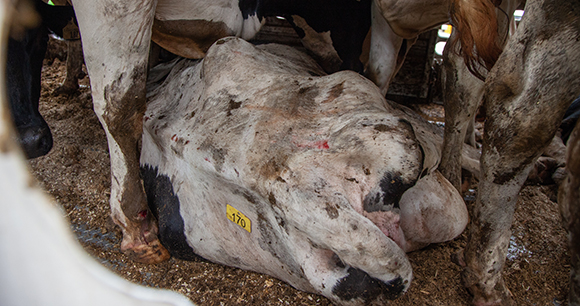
xmin=462 ymin=0 xmax=580 ymax=300
xmin=463 ymin=94 xmax=568 ymax=305
xmin=71 ymin=0 xmax=169 ymax=263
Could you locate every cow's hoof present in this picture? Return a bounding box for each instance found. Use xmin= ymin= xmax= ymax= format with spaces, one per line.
xmin=52 ymin=84 xmax=79 ymax=96
xmin=122 ymin=238 xmax=171 ymax=264
xmin=472 ymin=291 xmax=514 ymax=306
xmin=463 ymin=270 xmax=514 ymax=306
xmin=17 ymin=124 xmax=53 ymax=158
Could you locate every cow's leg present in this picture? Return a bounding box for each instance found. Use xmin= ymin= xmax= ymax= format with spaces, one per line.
xmin=560 ymin=119 xmax=580 ymax=305
xmin=463 ymin=1 xmax=580 ymax=303
xmin=56 ymin=39 xmax=83 ymax=95
xmin=439 ymin=33 xmax=483 ymax=190
xmin=328 ymin=1 xmax=370 ymax=74
xmin=366 ymin=0 xmax=405 ymax=96
xmin=7 ymin=25 xmax=53 ymax=159
xmin=440 ymin=1 xmax=521 ymax=191
xmin=71 ymin=0 xmax=169 ymax=263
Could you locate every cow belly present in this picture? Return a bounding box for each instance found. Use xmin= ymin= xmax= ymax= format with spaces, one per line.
xmin=141 ymin=37 xmax=466 ymax=305
xmin=152 ymin=0 xmax=263 ymax=59
xmin=152 ymin=18 xmax=233 ymax=59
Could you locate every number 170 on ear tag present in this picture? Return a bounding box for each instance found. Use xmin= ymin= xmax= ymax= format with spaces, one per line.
xmin=227 ymin=204 xmax=252 ymax=233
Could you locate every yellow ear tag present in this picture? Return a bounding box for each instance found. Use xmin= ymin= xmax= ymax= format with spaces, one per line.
xmin=445 ymin=25 xmax=453 ymax=34
xmin=227 ymin=204 xmax=252 ymax=233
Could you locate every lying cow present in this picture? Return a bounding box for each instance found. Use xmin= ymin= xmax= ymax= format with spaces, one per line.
xmin=140 ymin=37 xmax=469 ymax=305
xmin=69 ymin=0 xmax=505 ymax=263
xmin=71 ymin=0 xmax=374 ymax=263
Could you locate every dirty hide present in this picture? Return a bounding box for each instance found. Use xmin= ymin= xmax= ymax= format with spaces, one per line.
xmin=140 ymin=37 xmax=468 ymax=305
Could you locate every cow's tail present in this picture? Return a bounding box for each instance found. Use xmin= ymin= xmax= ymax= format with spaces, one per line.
xmin=449 ymin=0 xmax=502 ymax=80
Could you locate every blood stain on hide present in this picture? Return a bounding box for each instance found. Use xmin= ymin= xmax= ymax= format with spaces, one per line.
xmin=295 ymin=140 xmax=329 ymax=150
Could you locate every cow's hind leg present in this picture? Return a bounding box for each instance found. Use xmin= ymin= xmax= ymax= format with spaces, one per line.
xmin=439 ymin=34 xmax=483 ymax=191
xmin=71 ymin=0 xmax=170 ymax=263
xmin=462 ymin=0 xmax=580 ymax=304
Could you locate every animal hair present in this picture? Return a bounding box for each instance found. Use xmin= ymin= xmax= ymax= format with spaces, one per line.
xmin=449 ymin=0 xmax=502 ymax=80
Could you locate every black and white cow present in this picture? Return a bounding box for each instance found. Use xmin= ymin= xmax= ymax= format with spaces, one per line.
xmin=139 ymin=37 xmax=470 ymax=305
xmin=70 ymin=0 xmax=505 ymax=265
xmin=7 ymin=0 xmax=79 ymax=158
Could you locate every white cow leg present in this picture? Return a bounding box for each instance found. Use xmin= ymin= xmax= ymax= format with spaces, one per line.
xmin=462 ymin=1 xmax=580 ymax=301
xmin=71 ymin=0 xmax=170 ymax=264
xmin=440 ymin=0 xmax=522 ymax=191
xmin=366 ymin=1 xmax=404 ymax=96
xmin=463 ymin=100 xmax=563 ymax=306
xmin=61 ymin=39 xmax=83 ymax=94
xmin=439 ymin=31 xmax=484 ymax=191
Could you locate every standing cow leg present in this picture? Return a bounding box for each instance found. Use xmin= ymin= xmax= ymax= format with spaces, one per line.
xmin=366 ymin=0 xmax=406 ymax=96
xmin=439 ymin=1 xmax=520 ymax=191
xmin=59 ymin=39 xmax=83 ymax=94
xmin=71 ymin=0 xmax=170 ymax=263
xmin=462 ymin=0 xmax=580 ymax=304
xmin=7 ymin=24 xmax=54 ymax=159
xmin=439 ymin=34 xmax=483 ymax=191
xmin=560 ymin=119 xmax=580 ymax=306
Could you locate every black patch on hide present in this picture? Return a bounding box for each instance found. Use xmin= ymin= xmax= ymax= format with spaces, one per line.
xmin=238 ymin=0 xmax=261 ymax=19
xmin=332 ymin=267 xmax=405 ymax=302
xmin=363 ymin=172 xmax=415 ymax=212
xmin=141 ymin=164 xmax=199 ymax=261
